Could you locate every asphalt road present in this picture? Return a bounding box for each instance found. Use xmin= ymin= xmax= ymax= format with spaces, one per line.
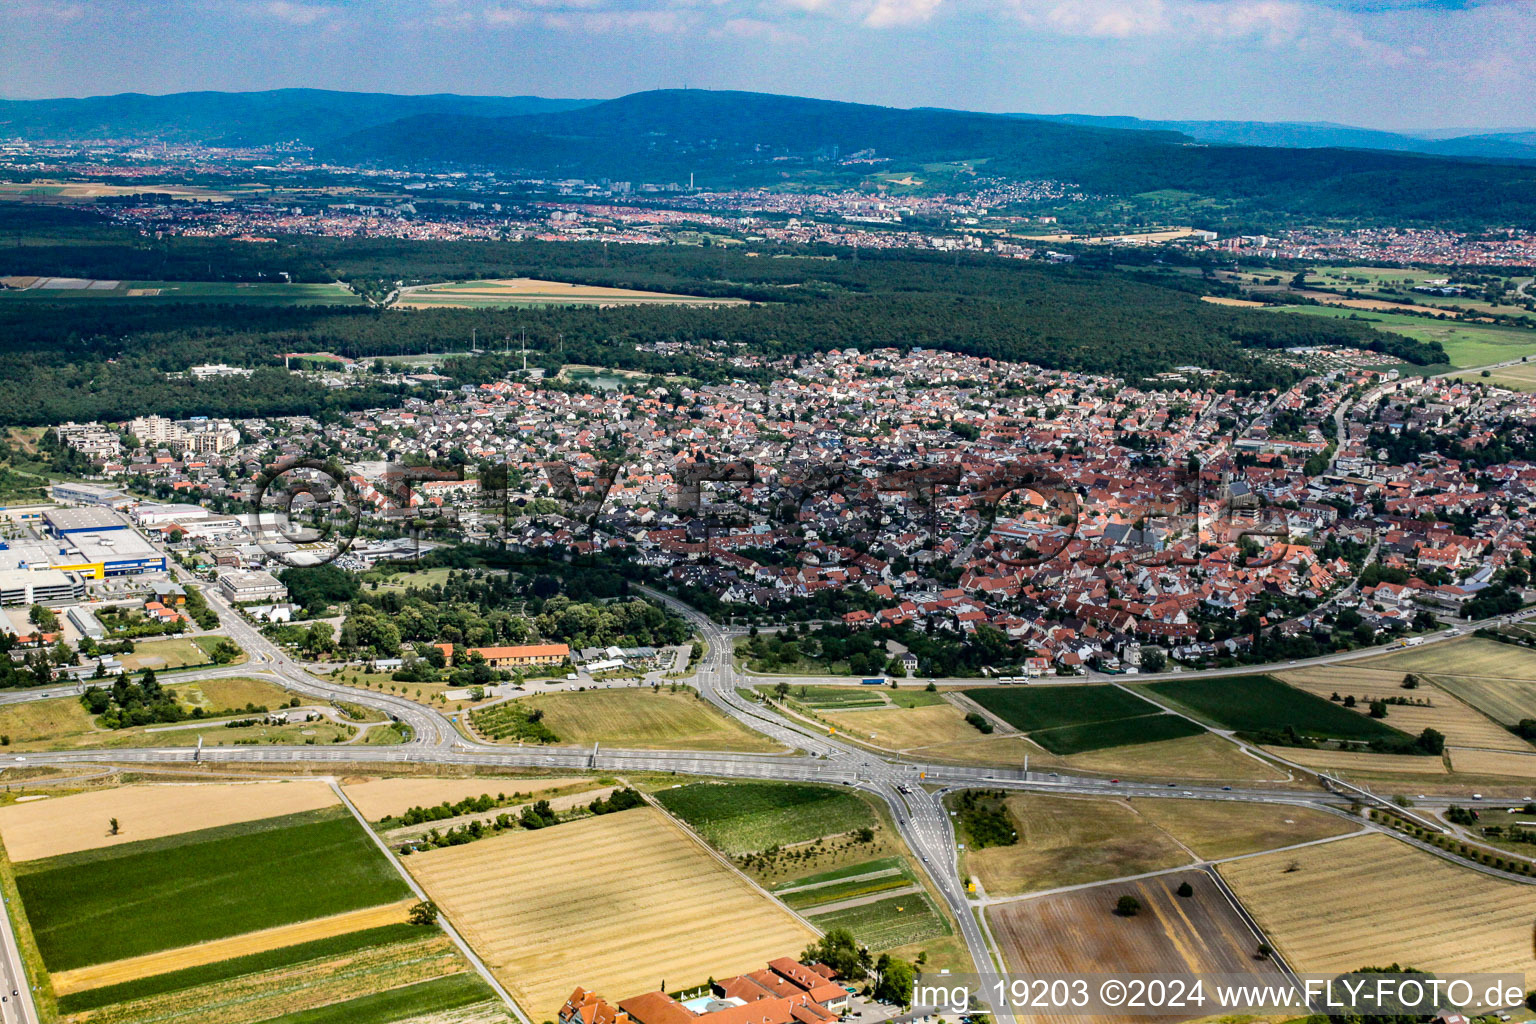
xmin=3 ymin=583 xmax=1529 ymax=1024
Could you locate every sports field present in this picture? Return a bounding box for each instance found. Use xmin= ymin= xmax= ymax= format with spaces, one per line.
xmin=0 ymin=780 xmax=337 ymax=861
xmin=989 ymin=871 xmax=1284 ymax=1024
xmin=395 ymin=277 xmax=747 ymax=309
xmin=1266 ymin=304 xmax=1536 ymax=369
xmin=1143 ymin=674 xmax=1408 ymax=742
xmin=516 ymin=689 xmax=785 ymax=752
xmin=1219 ymin=833 xmax=1536 ymax=976
xmin=964 ymin=685 xmax=1204 ymax=754
xmin=653 ymin=781 xmax=878 ymax=855
xmin=403 ymin=806 xmax=817 ymax=1018
xmin=0 ymin=277 xmax=361 ymax=305
xmin=16 ymin=807 xmax=411 ymax=971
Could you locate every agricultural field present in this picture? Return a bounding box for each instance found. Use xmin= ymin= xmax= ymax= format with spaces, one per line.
xmin=1265 ymin=304 xmax=1536 ymax=369
xmin=0 ymin=780 xmax=338 ymax=861
xmin=823 ymin=703 xmax=991 ymax=749
xmin=403 ymin=805 xmax=816 ymax=1019
xmin=514 ymin=689 xmax=785 ymax=752
xmin=989 ymin=871 xmax=1284 ymax=1024
xmin=767 ymin=685 xmax=948 ymax=711
xmin=394 ymin=277 xmax=747 ymax=309
xmin=1219 ymin=833 xmax=1536 ymax=976
xmin=1261 ymin=745 xmax=1450 ymax=775
xmin=0 ymin=277 xmax=361 ymax=305
xmin=1278 ymin=666 xmax=1529 ymax=751
xmin=1355 ymin=638 xmax=1536 ymax=726
xmin=16 ymin=807 xmax=411 ymax=970
xmin=1142 ymin=674 xmax=1409 ymax=742
xmin=341 ymin=775 xmax=598 ymax=822
xmin=652 ymin=781 xmax=878 ymax=855
xmin=962 ymin=794 xmax=1191 ymax=896
xmin=0 ymin=783 xmax=501 ymax=1024
xmin=964 ymin=685 xmax=1204 ymax=754
xmin=805 ymin=891 xmax=951 ymax=951
xmin=1302 ymin=266 xmax=1535 ymax=319
xmin=907 ymin=727 xmax=1284 ymax=782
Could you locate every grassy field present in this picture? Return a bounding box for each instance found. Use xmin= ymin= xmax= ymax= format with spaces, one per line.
xmin=1132 ymin=800 xmax=1358 ymax=860
xmin=823 ymin=703 xmax=991 ymax=749
xmin=963 ymin=794 xmax=1191 ymax=896
xmin=0 ymin=780 xmax=337 ymax=862
xmin=1143 ymin=674 xmax=1408 ymax=741
xmin=1265 ymin=304 xmax=1536 ymax=369
xmin=0 ymin=278 xmax=361 ymax=305
xmin=1219 ymin=833 xmax=1536 ymax=976
xmin=653 ymin=781 xmax=878 ymax=855
xmin=964 ymin=685 xmax=1205 ymax=754
xmin=0 ymin=693 xmax=355 ymax=751
xmin=989 ymin=871 xmax=1286 ymax=1024
xmin=1482 ymin=362 xmax=1536 ymax=392
xmin=805 ymin=891 xmax=951 ymax=951
xmin=114 ymin=635 xmax=242 ymax=671
xmin=515 ymin=689 xmax=785 ymax=752
xmin=404 ymin=806 xmax=816 ymax=1019
xmin=16 ymin=807 xmax=411 ymax=971
xmin=395 ymin=277 xmax=747 ymax=309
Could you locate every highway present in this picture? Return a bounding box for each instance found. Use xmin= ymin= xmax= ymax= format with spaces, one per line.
xmin=2 ymin=581 xmax=1528 ymax=1024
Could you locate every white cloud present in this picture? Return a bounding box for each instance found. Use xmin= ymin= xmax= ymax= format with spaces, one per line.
xmin=862 ymin=0 xmax=944 ymax=28
xmin=0 ymin=0 xmax=84 ymax=20
xmin=259 ymin=1 xmax=333 ymax=26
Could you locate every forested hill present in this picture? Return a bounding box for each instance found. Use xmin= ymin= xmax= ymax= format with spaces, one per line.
xmin=0 ymin=89 xmax=594 ymax=146
xmin=320 ymin=89 xmax=1536 ymax=226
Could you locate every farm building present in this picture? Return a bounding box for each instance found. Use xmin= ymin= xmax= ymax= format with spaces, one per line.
xmin=561 ymin=959 xmax=848 ymax=1024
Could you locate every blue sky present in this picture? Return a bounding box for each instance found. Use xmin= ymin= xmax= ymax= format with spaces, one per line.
xmin=2 ymin=0 xmax=1530 ymax=131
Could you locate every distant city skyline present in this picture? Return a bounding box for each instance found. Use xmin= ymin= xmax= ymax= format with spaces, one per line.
xmin=2 ymin=0 xmax=1532 ymax=133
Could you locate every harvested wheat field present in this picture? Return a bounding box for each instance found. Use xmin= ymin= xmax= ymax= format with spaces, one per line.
xmin=989 ymin=870 xmax=1281 ymax=1024
xmin=397 ymin=278 xmax=746 ymax=309
xmin=1279 ymin=668 xmax=1527 ymax=751
xmin=1261 ymin=745 xmax=1448 ymax=774
xmin=0 ymin=780 xmax=337 ymax=862
xmin=912 ymin=731 xmax=1281 ymax=782
xmin=342 ymin=776 xmax=595 ymax=822
xmin=1219 ymin=833 xmax=1536 ymax=976
xmin=966 ymin=794 xmax=1191 ymax=897
xmin=1200 ymin=296 xmax=1268 ymax=308
xmin=405 ymin=806 xmax=816 ymax=1017
xmin=50 ymin=898 xmax=418 ymax=995
xmin=1449 ymin=748 xmax=1536 ymax=779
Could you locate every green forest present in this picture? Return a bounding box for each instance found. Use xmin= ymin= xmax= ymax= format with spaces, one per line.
xmin=0 ymin=220 xmax=1446 ymax=425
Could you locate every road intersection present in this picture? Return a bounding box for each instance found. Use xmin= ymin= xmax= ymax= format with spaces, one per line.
xmin=2 ymin=584 xmax=1530 ymax=1024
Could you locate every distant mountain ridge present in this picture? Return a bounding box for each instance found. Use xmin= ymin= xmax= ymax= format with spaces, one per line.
xmin=4 ymin=87 xmax=1536 ymax=225
xmin=1011 ymin=112 xmax=1536 ymax=162
xmin=0 ymin=88 xmax=596 ymax=146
